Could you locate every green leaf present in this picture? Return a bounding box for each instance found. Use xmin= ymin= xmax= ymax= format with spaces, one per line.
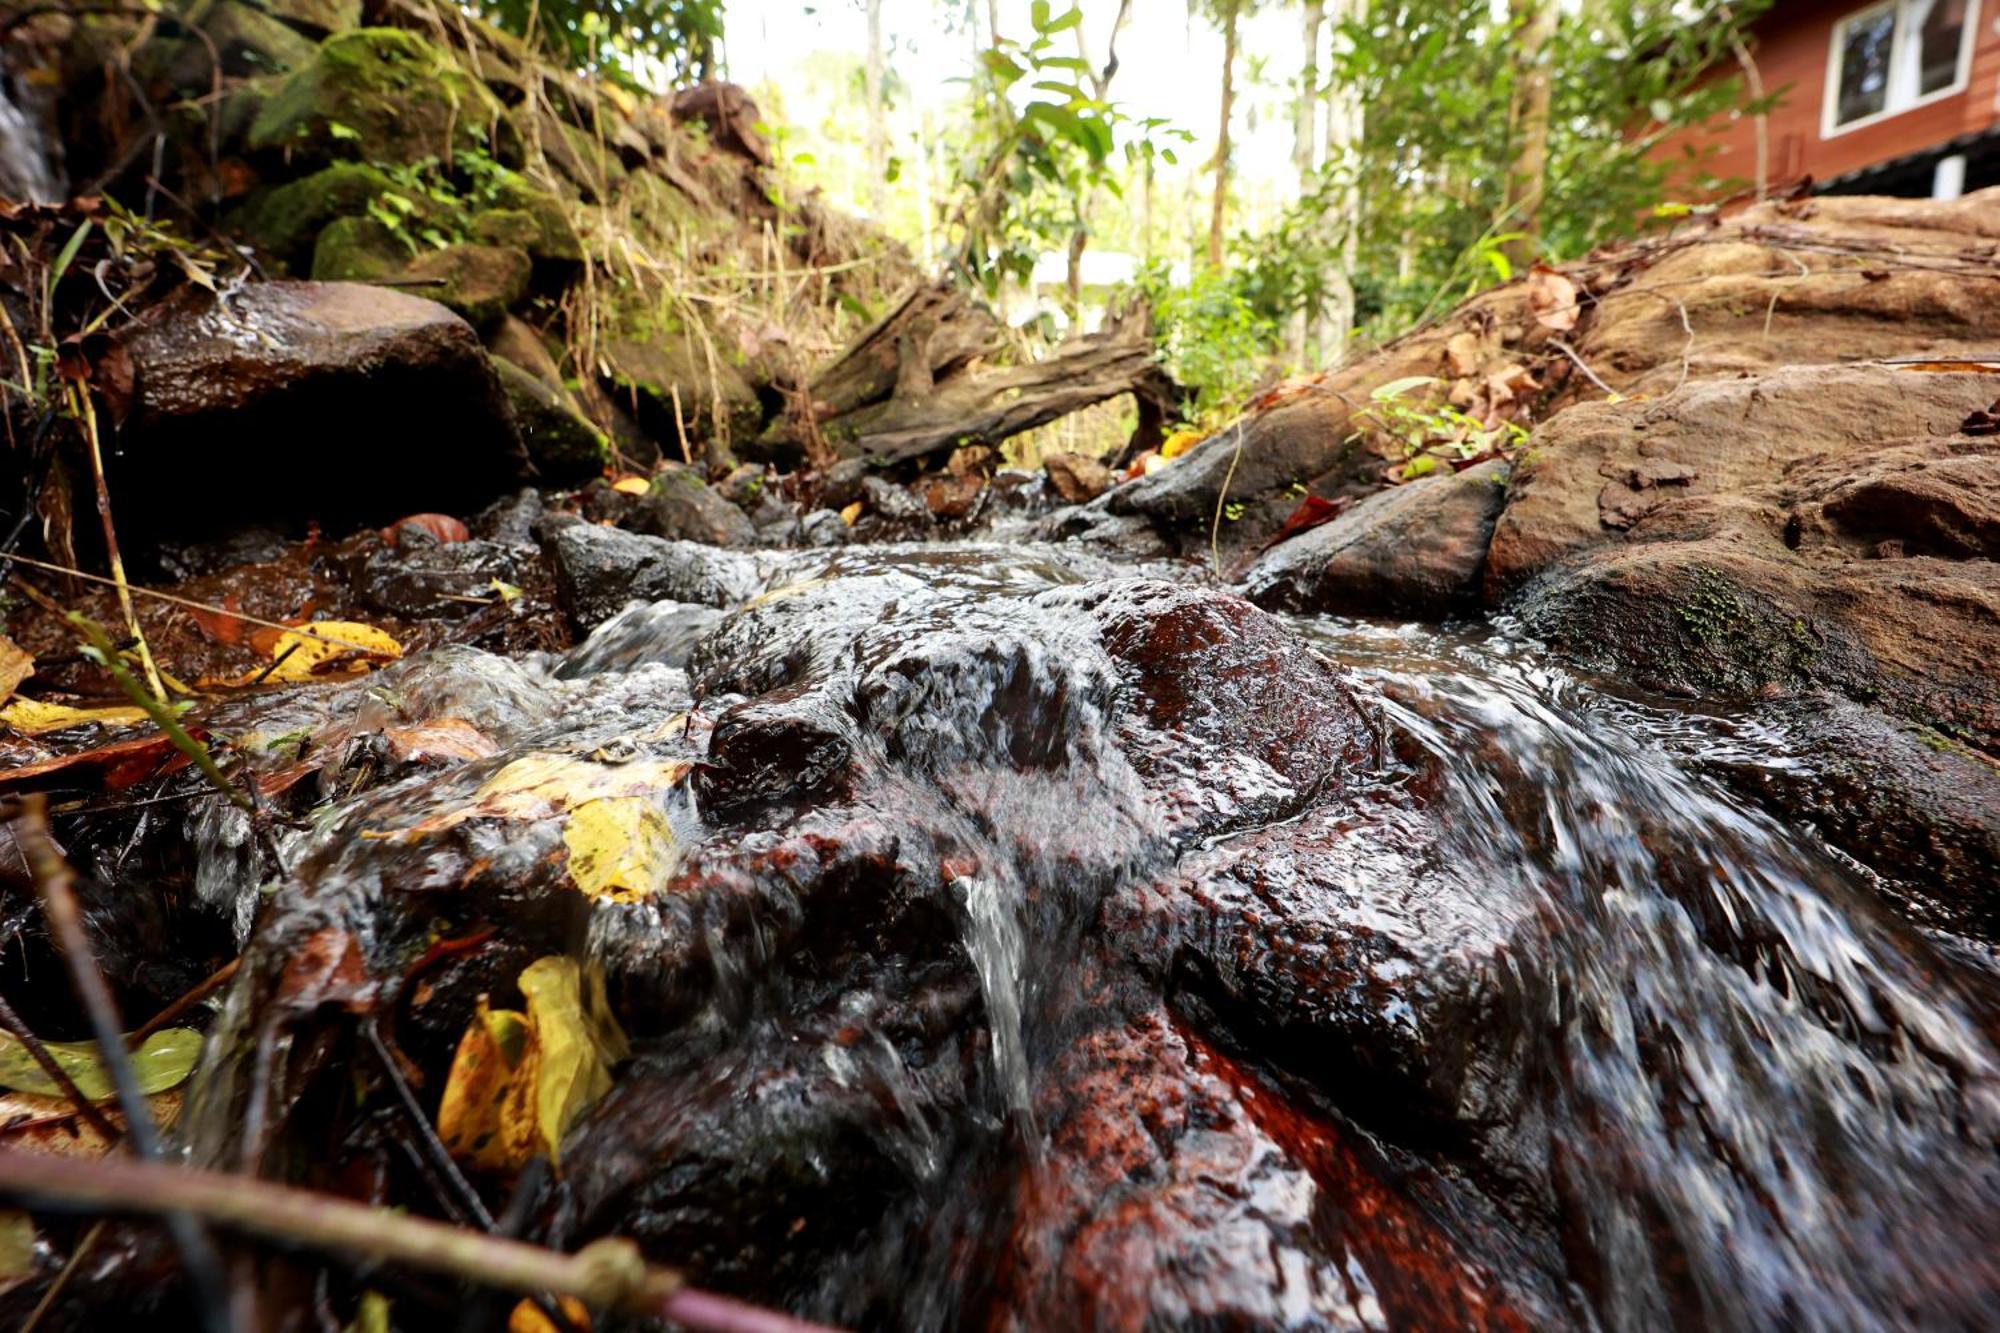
xmin=1030 ymin=0 xmax=1050 ymax=30
xmin=980 ymin=50 xmax=1024 ymax=86
xmin=1043 ymin=6 xmax=1084 ymax=34
xmin=0 ymin=1028 xmax=202 ymax=1100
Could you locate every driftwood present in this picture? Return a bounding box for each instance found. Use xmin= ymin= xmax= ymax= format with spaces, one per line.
xmin=762 ymin=281 xmax=1180 ymax=466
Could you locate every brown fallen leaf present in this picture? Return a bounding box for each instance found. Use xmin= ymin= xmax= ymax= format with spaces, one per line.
xmin=1527 ymin=265 xmax=1581 ymax=332
xmin=383 ymin=718 xmax=500 ymax=765
xmin=0 ymin=637 xmax=31 ymax=706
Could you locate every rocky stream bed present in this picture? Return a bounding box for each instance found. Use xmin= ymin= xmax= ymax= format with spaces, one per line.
xmin=1 ymin=6 xmax=1998 ymax=1321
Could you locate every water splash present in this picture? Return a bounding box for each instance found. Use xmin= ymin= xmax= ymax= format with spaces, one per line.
xmin=0 ymin=78 xmax=61 ymax=205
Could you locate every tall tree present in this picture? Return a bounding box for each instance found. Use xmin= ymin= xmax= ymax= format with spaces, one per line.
xmin=1288 ymin=0 xmax=1325 ymax=361
xmin=863 ymin=0 xmax=888 ymax=217
xmin=1207 ymin=0 xmax=1242 ymax=270
xmin=1065 ymin=0 xmax=1134 ymax=320
xmin=1501 ymin=0 xmax=1558 ymax=268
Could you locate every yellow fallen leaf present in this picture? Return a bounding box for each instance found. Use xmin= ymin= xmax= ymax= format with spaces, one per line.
xmin=241 ymin=620 xmax=402 ymax=685
xmin=436 ymin=956 xmax=628 ymax=1172
xmin=0 ymin=635 xmax=31 ymax=706
xmin=0 ymin=1028 xmax=202 ymax=1100
xmin=839 ymin=500 xmax=863 ymax=525
xmin=382 ymin=752 xmax=689 ymax=843
xmin=510 ymin=1296 xmax=592 ymax=1333
xmin=611 ymin=475 xmax=653 ymax=495
xmin=520 ymin=956 xmax=628 ymax=1164
xmin=563 ymin=796 xmax=679 ymax=902
xmin=743 ymin=577 xmax=828 ymax=610
xmin=1159 ymin=428 xmax=1204 ymax=459
xmin=0 ymin=697 xmax=148 ymax=735
xmin=436 ymin=1001 xmax=539 ymax=1174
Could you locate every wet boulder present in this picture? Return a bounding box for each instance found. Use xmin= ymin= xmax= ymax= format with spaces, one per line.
xmin=1245 ymin=458 xmax=1509 ymax=616
xmin=626 ymin=463 xmax=759 ymax=548
xmin=117 ymin=281 xmax=525 ymax=544
xmin=1042 ymin=451 xmax=1114 ymax=504
xmin=539 ymin=517 xmax=783 ymax=630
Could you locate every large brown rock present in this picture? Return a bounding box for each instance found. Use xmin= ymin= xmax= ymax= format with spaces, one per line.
xmin=1245 ymin=459 xmax=1509 ymax=615
xmin=1109 ymin=188 xmax=2000 ymax=560
xmin=1484 ymin=363 xmax=2000 ymax=905
xmin=120 ymin=281 xmax=524 ymax=540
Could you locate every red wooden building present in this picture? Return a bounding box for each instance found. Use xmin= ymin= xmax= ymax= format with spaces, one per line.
xmin=1658 ymin=0 xmax=2000 ymax=198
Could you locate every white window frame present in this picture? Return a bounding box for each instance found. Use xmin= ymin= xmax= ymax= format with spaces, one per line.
xmin=1821 ymin=0 xmax=1981 ymax=138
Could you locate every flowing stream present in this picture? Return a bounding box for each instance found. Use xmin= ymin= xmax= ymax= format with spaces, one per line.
xmin=180 ymin=539 xmax=1997 ymax=1330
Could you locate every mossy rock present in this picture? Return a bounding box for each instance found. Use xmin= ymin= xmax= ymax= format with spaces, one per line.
xmin=403 ymin=243 xmax=533 ymax=329
xmin=486 ymin=170 xmax=582 ymax=262
xmin=310 ymin=214 xmax=405 ymax=282
xmin=492 ymin=355 xmax=608 ymax=482
xmin=240 ymin=162 xmax=394 ymax=265
xmin=261 ymin=0 xmax=362 ymax=33
xmin=470 ymin=208 xmax=540 ymax=251
xmin=196 ymin=0 xmax=320 ymax=77
xmin=249 ymin=27 xmax=503 ymax=165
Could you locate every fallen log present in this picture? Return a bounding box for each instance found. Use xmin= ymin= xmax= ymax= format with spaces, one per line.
xmin=759 ymin=282 xmax=1181 ymax=467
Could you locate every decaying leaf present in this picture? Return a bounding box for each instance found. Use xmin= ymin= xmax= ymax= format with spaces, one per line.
xmin=0 ymin=1208 xmax=36 ymax=1294
xmin=0 ymin=1088 xmax=184 ymax=1159
xmin=563 ymin=796 xmax=680 ymax=902
xmin=1444 ymin=330 xmax=1485 ymax=377
xmin=839 ymin=500 xmax=864 ymax=526
xmin=436 ymin=956 xmax=628 ymax=1172
xmin=509 ymin=1295 xmax=592 ymax=1333
xmin=436 ymin=1001 xmax=539 ymax=1174
xmin=1527 ymin=265 xmax=1581 ymax=332
xmin=1159 ymin=428 xmax=1205 ymax=459
xmin=0 ymin=1028 xmax=201 ymax=1100
xmin=379 ymin=752 xmax=689 ymax=843
xmin=0 ymin=697 xmax=148 ymax=735
xmin=383 ymin=717 xmax=500 ymax=765
xmin=240 ymin=620 xmax=402 ymax=685
xmin=0 ymin=637 xmax=31 ymax=706
xmin=611 ymin=476 xmax=653 ymax=496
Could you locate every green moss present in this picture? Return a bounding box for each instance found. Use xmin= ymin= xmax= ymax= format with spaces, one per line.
xmin=310 ymin=214 xmax=403 ymax=282
xmin=485 ymin=170 xmax=582 ymax=262
xmin=249 ymin=28 xmax=502 ymax=165
xmin=491 ymin=356 xmax=608 ymax=481
xmin=1671 ymin=565 xmax=1822 ymax=692
xmin=470 ymin=208 xmax=540 ymax=250
xmin=239 ymin=162 xmax=395 ymax=265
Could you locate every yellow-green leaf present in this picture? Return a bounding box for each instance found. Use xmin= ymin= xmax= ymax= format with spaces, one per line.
xmin=0 ymin=1028 xmax=202 ymax=1100
xmin=244 ymin=620 xmax=402 ymax=685
xmin=518 ymin=956 xmax=627 ymax=1164
xmin=0 ymin=697 xmax=148 ymax=735
xmin=563 ymin=797 xmax=679 ymax=903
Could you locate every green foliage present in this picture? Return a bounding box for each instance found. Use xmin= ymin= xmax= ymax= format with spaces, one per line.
xmin=475 ymin=0 xmax=724 ymax=86
xmin=1137 ymin=263 xmax=1277 ymax=426
xmin=1319 ymin=0 xmax=1764 ymax=339
xmin=1356 ymin=377 xmax=1529 ymax=460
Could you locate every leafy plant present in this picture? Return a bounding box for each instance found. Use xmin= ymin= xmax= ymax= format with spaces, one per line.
xmin=475 ymin=0 xmax=724 ymax=86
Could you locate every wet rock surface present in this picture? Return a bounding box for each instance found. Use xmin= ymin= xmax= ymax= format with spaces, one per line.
xmin=121 ymin=281 xmax=525 ymax=542
xmin=102 ymin=534 xmax=1994 ymax=1332
xmin=1246 ymin=458 xmax=1510 ymax=615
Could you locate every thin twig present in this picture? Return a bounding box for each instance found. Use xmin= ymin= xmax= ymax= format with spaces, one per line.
xmin=129 ymin=957 xmax=238 ymax=1047
xmin=70 ymin=387 xmax=164 ymax=703
xmin=0 ymin=1149 xmax=844 ymax=1333
xmin=1546 ymin=338 xmax=1619 ymax=398
xmin=0 ymin=989 xmax=123 ymax=1143
xmin=9 ymin=795 xmax=233 ymax=1333
xmin=19 ymin=1218 xmax=102 ymax=1333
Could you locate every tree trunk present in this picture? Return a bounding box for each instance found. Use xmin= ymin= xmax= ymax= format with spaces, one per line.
xmin=1502 ymin=0 xmax=1557 ymax=271
xmin=1288 ymin=0 xmax=1325 ymax=362
xmin=864 ymin=0 xmax=888 ymax=218
xmin=1207 ymin=1 xmax=1239 ymax=271
xmin=1320 ymin=0 xmax=1364 ymax=361
xmin=1063 ymin=0 xmax=1133 ymax=330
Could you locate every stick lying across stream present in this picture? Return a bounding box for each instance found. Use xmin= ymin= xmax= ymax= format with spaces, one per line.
xmin=0 ymin=1149 xmax=841 ymax=1333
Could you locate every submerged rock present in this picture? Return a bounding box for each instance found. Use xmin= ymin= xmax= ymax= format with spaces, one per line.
xmin=626 ymin=463 xmax=759 ymax=548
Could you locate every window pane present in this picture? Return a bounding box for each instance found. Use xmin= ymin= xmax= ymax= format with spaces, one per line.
xmin=1917 ymin=0 xmax=1967 ymax=95
xmin=1836 ymin=9 xmax=1895 ymax=124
